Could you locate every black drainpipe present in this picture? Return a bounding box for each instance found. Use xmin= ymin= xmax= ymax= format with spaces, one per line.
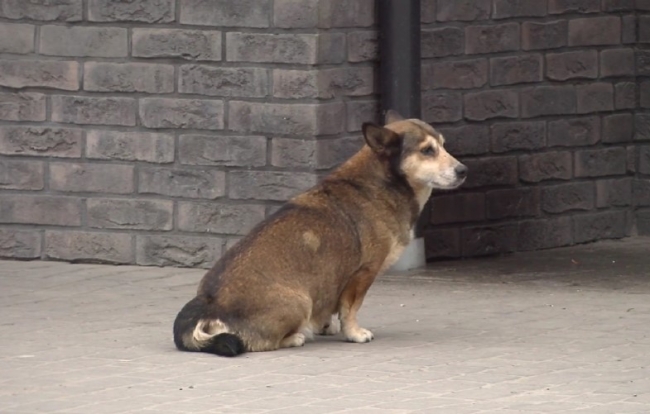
xmin=379 ymin=0 xmax=425 ymax=237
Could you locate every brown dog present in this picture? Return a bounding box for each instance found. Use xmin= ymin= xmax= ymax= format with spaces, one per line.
xmin=173 ymin=110 xmax=467 ymax=356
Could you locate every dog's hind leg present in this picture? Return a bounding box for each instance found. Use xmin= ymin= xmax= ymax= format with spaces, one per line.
xmin=337 ymin=267 xmax=379 ymax=343
xmin=280 ymin=332 xmax=306 ymax=348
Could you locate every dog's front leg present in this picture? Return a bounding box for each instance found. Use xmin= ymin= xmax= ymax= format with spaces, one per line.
xmin=338 ymin=267 xmax=379 ymax=343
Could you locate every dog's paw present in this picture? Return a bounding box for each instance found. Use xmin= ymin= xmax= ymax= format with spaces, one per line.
xmin=319 ymin=318 xmax=340 ymax=336
xmin=344 ymin=327 xmax=374 ymax=343
xmin=280 ymin=333 xmax=306 ymax=348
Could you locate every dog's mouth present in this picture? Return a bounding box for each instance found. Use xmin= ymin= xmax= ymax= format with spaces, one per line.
xmin=428 ymin=176 xmax=466 ymax=190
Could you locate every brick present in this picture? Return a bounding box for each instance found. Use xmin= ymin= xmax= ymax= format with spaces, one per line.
xmin=136 ymin=235 xmax=221 ymax=269
xmin=520 ymin=86 xmax=576 ymax=118
xmin=424 ymin=59 xmax=487 ymax=90
xmin=602 ymin=114 xmax=634 ymax=144
xmin=229 ymin=171 xmax=317 ymax=201
xmin=639 ymin=0 xmax=650 ymax=10
xmin=52 ymin=96 xmax=136 ymax=126
xmin=0 ymin=229 xmax=41 ymax=259
xmin=180 ymin=0 xmax=269 ymax=27
xmin=0 ymin=92 xmax=45 ymax=122
xmin=575 ymin=147 xmax=627 ymax=177
xmin=346 ymin=100 xmax=380 ymax=132
xmin=463 ymin=156 xmax=518 ymax=188
xmin=86 ymin=130 xmax=174 ymax=164
xmin=272 ymin=69 xmax=318 ymax=99
xmin=549 ymin=0 xmax=600 ymax=14
xmin=229 ymin=101 xmax=344 ymax=136
xmin=88 ymin=0 xmax=174 ymax=22
xmin=636 ymin=50 xmax=650 ymax=76
xmin=600 ymin=49 xmax=634 ymax=78
xmin=0 ymin=60 xmax=78 ymax=91
xmin=227 ymin=33 xmax=319 ymax=64
xmin=0 ymin=126 xmax=82 ymax=158
xmin=179 ymin=135 xmax=266 ymax=167
xmin=316 ymin=136 xmax=364 ymax=169
xmin=318 ymin=67 xmax=375 ymax=98
xmin=573 ymin=211 xmax=627 ymax=243
xmin=634 ymin=179 xmax=650 ymax=206
xmin=492 ymin=0 xmax=547 ymax=19
xmin=577 ymin=83 xmax=613 ymax=114
xmin=568 ymin=17 xmax=621 ymax=46
xmin=0 ymin=23 xmax=34 ymax=54
xmin=602 ymin=0 xmax=634 ymax=11
xmin=430 ymin=193 xmax=485 ymax=225
xmin=44 ymin=231 xmax=132 ymax=264
xmin=319 ymin=0 xmax=375 ymax=28
xmin=465 ymin=23 xmax=520 ymax=55
xmin=640 ymin=16 xmax=650 ymax=43
xmin=0 ymin=195 xmax=81 ymax=226
xmin=461 ymin=223 xmax=518 ymax=256
xmin=85 ymin=62 xmax=174 ymax=94
xmin=490 ymin=54 xmax=542 ymax=86
xmin=522 ymin=20 xmax=567 ymax=50
xmin=421 ymin=92 xmax=462 ymax=123
xmin=546 ymin=50 xmax=598 ymax=81
xmin=132 ymin=29 xmax=221 ymax=61
xmin=596 ymin=178 xmax=632 ymax=208
xmin=50 ymin=163 xmax=133 ymax=194
xmin=622 ymin=15 xmax=636 ymax=44
xmin=437 ymin=125 xmax=490 ymax=156
xmin=87 ymin=198 xmax=173 ymax=230
xmin=179 ymin=65 xmax=268 ymax=98
xmin=0 ymin=0 xmax=82 ymax=21
xmin=637 ymin=210 xmax=650 ymax=236
xmin=273 ymin=0 xmax=317 ymax=28
xmin=464 ymin=90 xmax=518 ymax=121
xmin=635 ymin=114 xmax=650 ymax=141
xmin=421 ymin=0 xmax=436 ymax=23
xmin=421 ymin=27 xmax=464 ymax=58
xmin=317 ymin=33 xmax=347 ymax=65
xmin=0 ymin=159 xmax=44 ymax=190
xmin=628 ymin=145 xmax=637 ymax=173
xmin=642 ymin=81 xmax=650 ymax=108
xmin=641 ymin=145 xmax=650 ymax=174
xmin=423 ymin=228 xmax=460 ymax=260
xmin=436 ymin=0 xmax=490 ymax=21
xmin=487 ymin=187 xmax=540 ymax=219
xmin=40 ymin=26 xmax=127 ymax=57
xmin=139 ymin=168 xmax=225 ymax=200
xmin=518 ymin=217 xmax=572 ymax=251
xmin=140 ymin=98 xmax=224 ymax=130
xmin=519 ymin=151 xmax=572 ymax=183
xmin=615 ymin=82 xmax=636 ymax=110
xmin=177 ymin=202 xmax=265 ymax=235
xmin=347 ymin=31 xmax=378 ymax=62
xmin=271 ymin=138 xmax=316 ymax=169
xmin=491 ymin=121 xmax=545 ymax=153
xmin=542 ymin=182 xmax=594 ymax=213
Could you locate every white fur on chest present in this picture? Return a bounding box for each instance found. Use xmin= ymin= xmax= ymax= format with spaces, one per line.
xmin=380 ymin=229 xmax=414 ymax=272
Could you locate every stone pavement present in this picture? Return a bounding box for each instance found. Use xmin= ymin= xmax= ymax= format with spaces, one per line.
xmin=1 ymin=238 xmax=649 ymax=414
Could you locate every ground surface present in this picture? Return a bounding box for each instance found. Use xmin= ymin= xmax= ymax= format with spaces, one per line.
xmin=1 ymin=237 xmax=649 ymax=413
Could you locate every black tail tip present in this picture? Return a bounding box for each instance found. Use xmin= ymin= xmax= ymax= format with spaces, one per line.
xmin=203 ymin=333 xmax=245 ymax=357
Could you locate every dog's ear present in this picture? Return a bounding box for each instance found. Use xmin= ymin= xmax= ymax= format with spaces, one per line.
xmin=362 ymin=122 xmax=400 ymax=155
xmin=384 ymin=109 xmax=405 ymax=125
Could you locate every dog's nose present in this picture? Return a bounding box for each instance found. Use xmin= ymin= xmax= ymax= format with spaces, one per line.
xmin=455 ymin=164 xmax=468 ymax=179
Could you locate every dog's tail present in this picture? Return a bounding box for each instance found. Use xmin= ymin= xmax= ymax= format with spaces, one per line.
xmin=173 ymin=296 xmax=246 ymax=357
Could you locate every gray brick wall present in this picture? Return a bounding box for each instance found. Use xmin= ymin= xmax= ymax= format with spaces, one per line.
xmin=422 ymin=0 xmax=650 ymax=258
xmin=0 ymin=0 xmax=646 ymax=267
xmin=0 ymin=0 xmax=377 ymax=267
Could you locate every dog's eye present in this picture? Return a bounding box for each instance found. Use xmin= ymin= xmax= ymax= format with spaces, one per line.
xmin=420 ymin=146 xmax=436 ymax=156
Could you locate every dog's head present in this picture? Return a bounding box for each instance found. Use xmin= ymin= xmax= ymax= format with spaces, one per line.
xmin=362 ymin=110 xmax=467 ymax=190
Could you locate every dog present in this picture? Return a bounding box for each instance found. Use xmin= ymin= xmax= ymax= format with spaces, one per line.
xmin=173 ymin=110 xmax=468 ymax=357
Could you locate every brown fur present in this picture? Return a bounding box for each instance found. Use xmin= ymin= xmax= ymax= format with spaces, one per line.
xmin=173 ymin=110 xmax=467 ymax=356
